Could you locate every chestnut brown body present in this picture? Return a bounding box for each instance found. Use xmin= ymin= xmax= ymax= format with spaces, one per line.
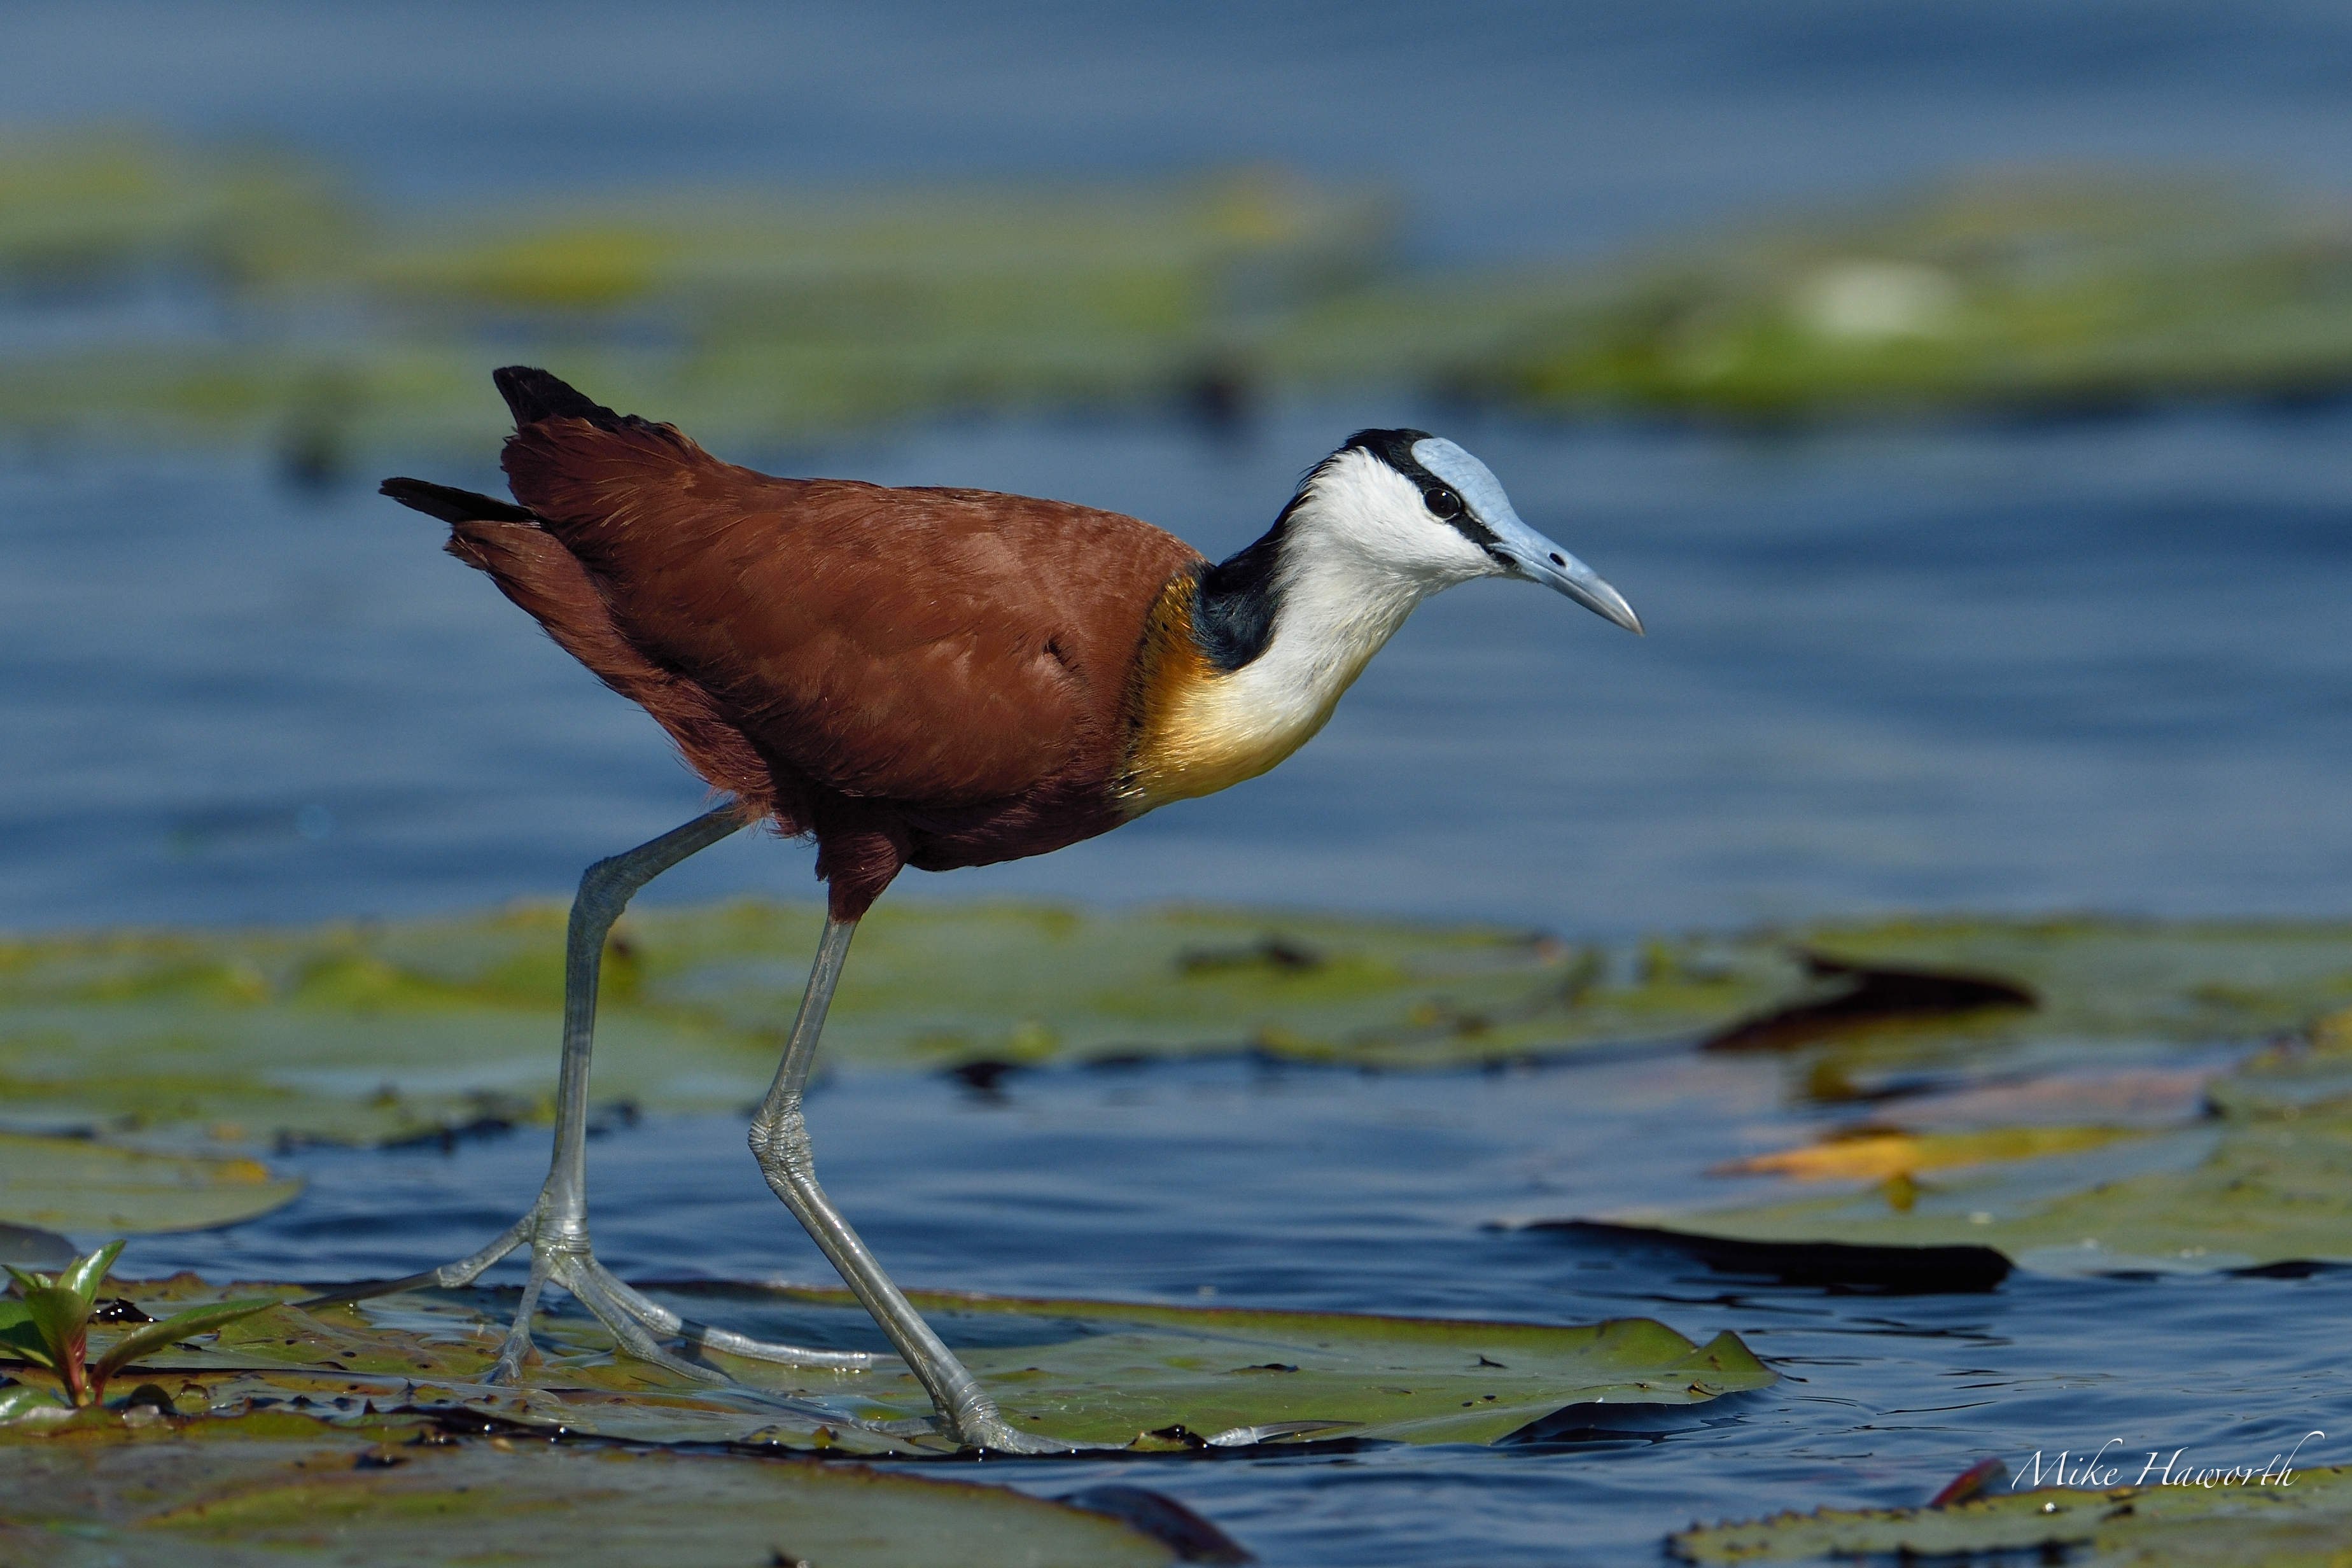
xmin=388 ymin=368 xmax=1201 ymax=918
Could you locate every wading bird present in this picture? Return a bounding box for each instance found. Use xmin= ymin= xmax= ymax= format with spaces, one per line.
xmin=366 ymin=367 xmax=1641 ymax=1451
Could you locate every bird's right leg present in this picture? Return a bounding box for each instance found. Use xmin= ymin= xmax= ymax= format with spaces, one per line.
xmin=304 ymin=806 xmax=870 ymax=1383
xmin=748 ymin=917 xmax=1068 ymax=1452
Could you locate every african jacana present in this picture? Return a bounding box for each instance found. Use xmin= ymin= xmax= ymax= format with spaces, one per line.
xmin=363 ymin=367 xmax=1641 ymax=1452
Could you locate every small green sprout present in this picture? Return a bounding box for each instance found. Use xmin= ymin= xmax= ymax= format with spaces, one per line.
xmin=0 ymin=1240 xmax=274 ymax=1413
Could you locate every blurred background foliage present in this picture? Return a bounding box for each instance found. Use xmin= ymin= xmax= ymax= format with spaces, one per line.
xmin=13 ymin=128 xmax=2352 ymax=463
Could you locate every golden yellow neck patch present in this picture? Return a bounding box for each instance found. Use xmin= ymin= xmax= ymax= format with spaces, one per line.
xmin=1115 ymin=570 xmax=1397 ymax=815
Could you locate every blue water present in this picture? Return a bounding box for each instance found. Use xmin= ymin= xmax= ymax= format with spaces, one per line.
xmin=13 ymin=3 xmax=2352 ymax=1561
xmin=8 ymin=405 xmax=2351 ymax=935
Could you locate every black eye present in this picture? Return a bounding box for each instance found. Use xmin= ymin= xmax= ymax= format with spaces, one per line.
xmin=1423 ymin=486 xmax=1462 ymax=519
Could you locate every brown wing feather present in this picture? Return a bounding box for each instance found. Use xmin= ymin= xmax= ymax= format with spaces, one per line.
xmin=440 ymin=514 xmax=784 ymax=825
xmin=501 ymin=415 xmax=1201 ymax=809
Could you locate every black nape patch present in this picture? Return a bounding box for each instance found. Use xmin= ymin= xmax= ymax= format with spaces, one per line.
xmin=1194 ymin=531 xmax=1284 ymax=671
xmin=1192 ymin=430 xmax=1493 ymax=673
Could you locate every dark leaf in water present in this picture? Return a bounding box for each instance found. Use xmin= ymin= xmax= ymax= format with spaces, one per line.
xmin=1534 ymin=1221 xmax=2012 ymax=1294
xmin=1704 ymin=953 xmax=2036 ymax=1053
xmin=1059 ymin=1485 xmax=1256 ymax=1564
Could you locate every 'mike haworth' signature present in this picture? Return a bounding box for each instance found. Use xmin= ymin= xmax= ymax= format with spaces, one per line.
xmin=2013 ymin=1431 xmax=2325 ymax=1491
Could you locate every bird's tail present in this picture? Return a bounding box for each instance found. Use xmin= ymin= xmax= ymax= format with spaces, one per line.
xmin=491 ymin=365 xmax=634 ymax=431
xmin=488 ymin=366 xmax=719 ymax=533
xmin=379 ymin=476 xmax=535 ymax=525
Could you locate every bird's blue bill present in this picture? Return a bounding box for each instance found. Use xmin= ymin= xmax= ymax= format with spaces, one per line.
xmin=1413 ymin=437 xmax=1644 ymax=634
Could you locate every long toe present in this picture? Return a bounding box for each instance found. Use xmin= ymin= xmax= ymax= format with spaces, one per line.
xmin=578 ymin=1259 xmax=872 ymax=1371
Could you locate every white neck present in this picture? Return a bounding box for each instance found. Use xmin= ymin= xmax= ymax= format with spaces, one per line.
xmin=1228 ymin=532 xmax=1430 ymax=732
xmin=1127 ymin=454 xmax=1476 ymax=809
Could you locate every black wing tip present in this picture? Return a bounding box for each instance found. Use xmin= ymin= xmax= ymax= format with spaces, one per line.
xmin=491 ymin=365 xmax=627 ymax=431
xmin=380 ymin=476 xmax=535 ymax=524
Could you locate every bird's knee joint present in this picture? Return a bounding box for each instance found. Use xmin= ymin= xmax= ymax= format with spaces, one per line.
xmin=748 ymin=1107 xmax=815 ymax=1182
xmin=575 ymin=858 xmax=637 ymax=916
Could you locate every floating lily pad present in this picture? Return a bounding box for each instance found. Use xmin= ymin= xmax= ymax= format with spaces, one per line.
xmin=48 ymin=1275 xmax=1770 ymax=1453
xmin=17 ymin=137 xmax=2352 ymax=442
xmin=1464 ymin=173 xmax=2352 ymax=423
xmin=824 ymin=1285 xmax=1775 ymax=1449
xmin=1588 ymin=1009 xmax=2352 ymax=1275
xmin=11 ymin=907 xmax=2350 ymax=1149
xmin=1670 ymin=1466 xmax=2352 ymax=1564
xmin=0 ymin=1132 xmax=301 ymax=1236
xmin=0 ymin=900 xmax=1770 ymax=1145
xmin=0 ymin=1407 xmax=1178 ymax=1567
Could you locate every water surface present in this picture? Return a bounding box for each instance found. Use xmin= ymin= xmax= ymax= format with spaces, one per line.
xmin=6 ymin=405 xmax=2348 ymax=934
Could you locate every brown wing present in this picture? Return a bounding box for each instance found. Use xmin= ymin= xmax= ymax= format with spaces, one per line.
xmin=501 ymin=412 xmax=1201 ymax=809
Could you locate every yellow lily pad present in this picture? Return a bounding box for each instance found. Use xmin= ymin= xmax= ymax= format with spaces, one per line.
xmin=1713 ymin=1125 xmax=2146 ymax=1182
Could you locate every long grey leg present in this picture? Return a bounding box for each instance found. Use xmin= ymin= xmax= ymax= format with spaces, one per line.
xmin=747 ymin=918 xmax=1065 ymax=1452
xmin=304 ymin=806 xmax=870 ymax=1376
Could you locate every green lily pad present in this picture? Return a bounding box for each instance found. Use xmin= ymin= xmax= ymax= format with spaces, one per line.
xmin=18 ymin=137 xmax=2352 ymax=442
xmin=1670 ymin=1466 xmax=2352 ymax=1564
xmin=0 ymin=899 xmax=1772 ymax=1146
xmin=0 ymin=1407 xmax=1179 ymax=1567
xmin=0 ymin=1131 xmax=301 ymax=1236
xmin=46 ymin=1275 xmax=1771 ymax=1453
xmin=1593 ymin=1008 xmax=2352 ymax=1275
xmin=11 ymin=907 xmax=2352 ymax=1150
xmin=1455 ymin=172 xmax=2352 ymax=423
xmin=813 ymin=1285 xmax=1775 ymax=1449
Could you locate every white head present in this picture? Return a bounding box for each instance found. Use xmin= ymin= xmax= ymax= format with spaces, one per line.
xmin=1279 ymin=428 xmax=1643 ymax=633
xmin=1131 ymin=428 xmax=1641 ymax=811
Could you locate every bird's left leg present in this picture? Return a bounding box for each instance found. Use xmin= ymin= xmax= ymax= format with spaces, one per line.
xmin=304 ymin=807 xmax=870 ymax=1382
xmin=748 ymin=916 xmax=1070 ymax=1452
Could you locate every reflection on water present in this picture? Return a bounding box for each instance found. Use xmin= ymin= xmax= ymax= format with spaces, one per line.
xmin=4 ymin=405 xmax=2348 ymax=934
